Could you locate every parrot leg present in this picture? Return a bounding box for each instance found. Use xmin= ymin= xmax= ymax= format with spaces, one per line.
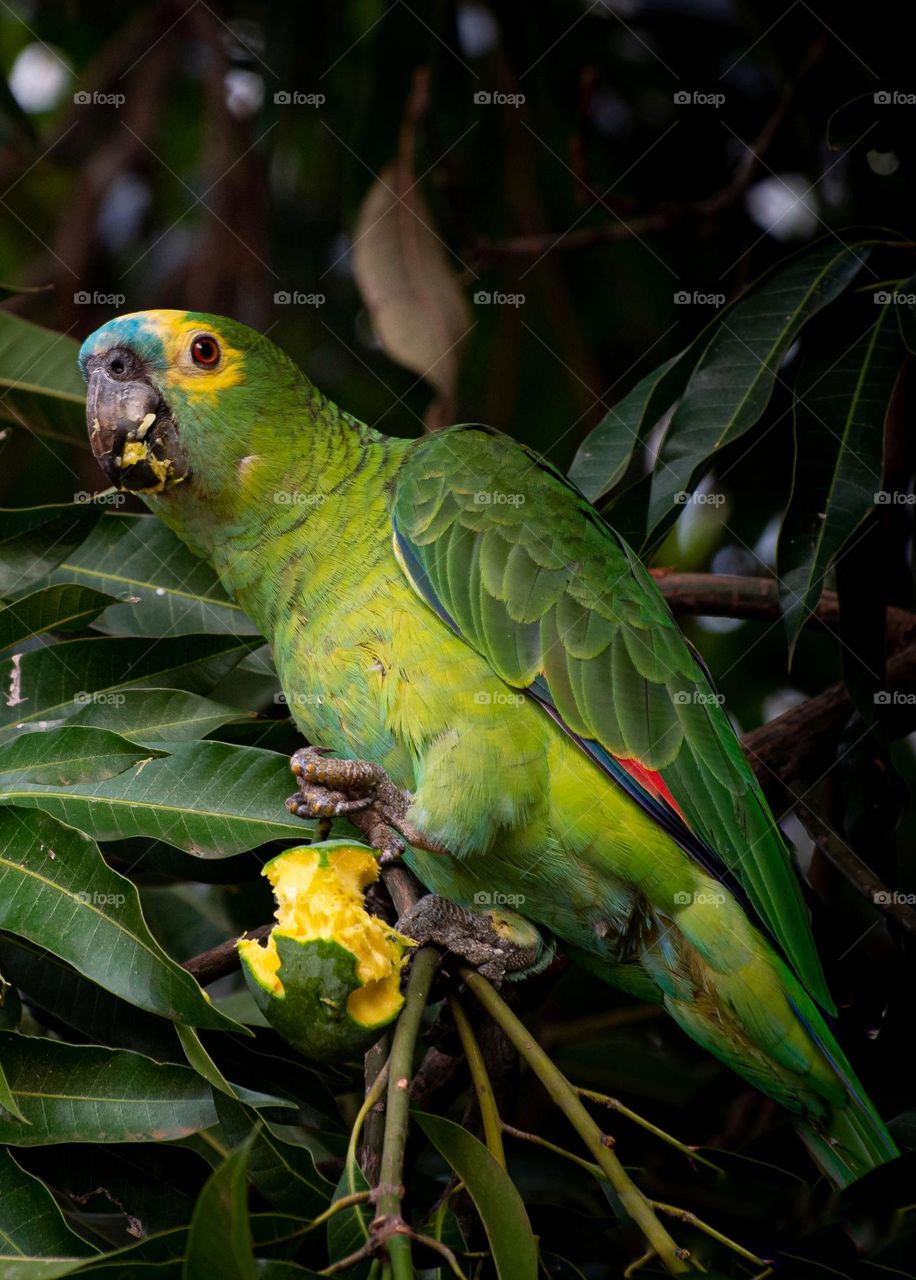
xmin=396 ymin=896 xmax=551 ymax=984
xmin=286 ymin=746 xmax=450 ymax=861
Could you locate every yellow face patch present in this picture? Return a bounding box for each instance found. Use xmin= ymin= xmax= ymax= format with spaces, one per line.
xmin=142 ymin=311 xmax=246 ymax=400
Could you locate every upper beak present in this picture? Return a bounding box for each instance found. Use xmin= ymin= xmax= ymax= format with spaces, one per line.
xmin=85 ymin=361 xmax=187 ymax=493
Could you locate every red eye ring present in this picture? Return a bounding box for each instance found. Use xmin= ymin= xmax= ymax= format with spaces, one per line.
xmin=191 ymin=334 xmax=221 ymax=367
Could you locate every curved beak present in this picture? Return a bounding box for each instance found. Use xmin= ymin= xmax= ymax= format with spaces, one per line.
xmin=85 ymin=363 xmax=187 ymax=493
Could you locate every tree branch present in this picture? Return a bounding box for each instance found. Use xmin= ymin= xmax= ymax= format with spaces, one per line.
xmin=651 ymin=570 xmax=916 ymax=652
xmin=473 ymin=40 xmax=825 ymax=267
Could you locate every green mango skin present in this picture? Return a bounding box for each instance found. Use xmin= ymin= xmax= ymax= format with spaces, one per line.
xmin=241 ymin=932 xmax=400 ymax=1063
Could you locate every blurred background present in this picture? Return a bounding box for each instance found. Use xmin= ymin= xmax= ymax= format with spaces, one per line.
xmin=3 ymin=1 xmax=916 ymax=1260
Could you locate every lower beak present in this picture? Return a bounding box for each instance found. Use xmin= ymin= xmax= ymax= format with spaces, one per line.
xmin=86 ymin=369 xmax=187 ymax=493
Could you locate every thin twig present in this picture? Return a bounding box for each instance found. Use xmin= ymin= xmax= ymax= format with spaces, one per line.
xmin=650 ymin=1201 xmax=771 ymax=1268
xmin=502 ymin=1123 xmax=602 ymax=1177
xmin=460 ymin=967 xmax=691 ymax=1275
xmin=575 ymin=1086 xmax=721 ymax=1171
xmin=449 ymin=994 xmax=506 ymax=1168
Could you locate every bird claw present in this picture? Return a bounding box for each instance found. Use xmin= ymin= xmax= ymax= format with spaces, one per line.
xmin=396 ymin=895 xmax=548 ymax=984
xmin=286 ymin=746 xmax=445 ymax=861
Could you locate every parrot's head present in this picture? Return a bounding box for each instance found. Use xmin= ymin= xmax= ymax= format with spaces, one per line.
xmin=79 ymin=309 xmax=308 ymax=496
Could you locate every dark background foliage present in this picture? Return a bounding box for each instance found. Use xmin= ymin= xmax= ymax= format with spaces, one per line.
xmin=2 ymin=2 xmax=916 ymax=1277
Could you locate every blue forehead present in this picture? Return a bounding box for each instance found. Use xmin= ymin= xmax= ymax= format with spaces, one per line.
xmin=78 ymin=314 xmax=167 ymax=380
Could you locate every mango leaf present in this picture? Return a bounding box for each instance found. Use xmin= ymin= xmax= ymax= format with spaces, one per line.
xmin=0 ymin=1147 xmax=97 ymax=1266
xmin=352 ymin=155 xmax=472 ymax=424
xmin=46 ymin=516 xmax=260 ymax=637
xmin=0 ymin=504 xmax=101 ymax=597
xmin=778 ymin=302 xmax=905 ymax=654
xmin=0 ymin=725 xmax=163 ymax=786
xmin=1 ymin=1054 xmax=26 ymax=1121
xmin=176 ymin=1025 xmax=265 ymax=1102
xmin=0 ymin=313 xmax=86 ymax=445
xmin=327 ymin=1166 xmax=370 ymax=1279
xmin=568 ymin=355 xmax=681 ymax=502
xmin=646 ymin=239 xmax=871 ymax=539
xmin=3 ymin=739 xmax=317 ymax=856
xmin=69 ymin=688 xmax=250 ymax=746
xmin=183 ymin=1137 xmax=256 ymax=1280
xmin=0 ymin=585 xmax=119 ymax=656
xmin=0 ymin=933 xmax=181 ymax=1060
xmin=0 ymin=954 xmax=21 ymax=1029
xmin=0 ymin=806 xmax=240 ymax=1030
xmin=217 ymin=1095 xmax=333 ymax=1218
xmin=416 ymin=1112 xmax=538 ymax=1280
xmin=0 ymin=634 xmax=258 ymax=744
xmin=0 ymin=1034 xmax=219 ymax=1143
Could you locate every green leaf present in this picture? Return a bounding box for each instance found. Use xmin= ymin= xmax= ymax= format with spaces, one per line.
xmin=183 ymin=1137 xmax=256 ymax=1280
xmin=416 ymin=1112 xmax=538 ymax=1280
xmin=0 ymin=634 xmax=258 ymax=744
xmin=0 ymin=807 xmax=240 ymax=1030
xmin=0 ymin=1033 xmax=219 ymax=1144
xmin=68 ymin=688 xmax=250 ymax=746
xmin=0 ymin=313 xmax=86 ymax=445
xmin=1 ymin=1053 xmax=27 ymax=1121
xmin=327 ymin=1166 xmax=370 ymax=1278
xmin=3 ymin=739 xmax=317 ymax=857
xmin=0 ymin=954 xmax=21 ymax=1029
xmin=217 ymin=1096 xmax=333 ymax=1218
xmin=568 ymin=354 xmax=681 ymax=502
xmin=47 ymin=516 xmax=261 ymax=637
xmin=778 ymin=303 xmax=904 ymax=654
xmin=646 ymin=239 xmax=871 ymax=539
xmin=0 ymin=934 xmax=181 ymax=1059
xmin=176 ymin=1024 xmax=242 ymax=1100
xmin=0 ymin=504 xmax=101 ymax=597
xmin=0 ymin=585 xmax=119 ymax=656
xmin=0 ymin=725 xmax=164 ymax=786
xmin=0 ymin=1147 xmax=97 ymax=1262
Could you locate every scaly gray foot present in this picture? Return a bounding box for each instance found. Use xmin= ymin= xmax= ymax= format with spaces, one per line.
xmin=397 ymin=895 xmax=549 ymax=984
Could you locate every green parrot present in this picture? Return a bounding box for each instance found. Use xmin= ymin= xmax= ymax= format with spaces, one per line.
xmin=79 ymin=309 xmax=897 ymax=1185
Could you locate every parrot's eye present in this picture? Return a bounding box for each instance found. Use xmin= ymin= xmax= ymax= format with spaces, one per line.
xmin=190 ymin=334 xmax=221 ymax=367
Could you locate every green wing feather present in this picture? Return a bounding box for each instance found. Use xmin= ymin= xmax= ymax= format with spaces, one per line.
xmin=392 ymin=426 xmax=833 ymax=1011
